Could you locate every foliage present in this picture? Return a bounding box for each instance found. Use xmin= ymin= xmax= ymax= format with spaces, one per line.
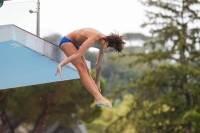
xmin=84 ymin=94 xmax=136 ymax=133
xmin=0 ymin=71 xmax=105 ymax=132
xmin=117 ymin=0 xmax=200 ymax=133
xmin=132 ymin=65 xmax=200 ymax=132
xmin=123 ymin=33 xmax=150 ymax=41
xmin=85 ymin=46 xmax=149 ymax=97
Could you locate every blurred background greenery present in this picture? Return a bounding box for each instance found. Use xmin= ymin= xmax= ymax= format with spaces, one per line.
xmin=1 ymin=0 xmax=200 ymax=132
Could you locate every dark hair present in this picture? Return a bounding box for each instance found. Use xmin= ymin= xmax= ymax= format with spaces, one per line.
xmin=103 ymin=32 xmax=125 ymax=53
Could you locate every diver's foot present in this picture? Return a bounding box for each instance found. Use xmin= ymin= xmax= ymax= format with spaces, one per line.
xmin=94 ymin=98 xmax=112 ymax=109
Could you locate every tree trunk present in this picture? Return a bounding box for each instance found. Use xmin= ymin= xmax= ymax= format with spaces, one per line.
xmin=0 ymin=111 xmax=15 ymax=133
xmin=32 ymin=95 xmax=50 ymax=133
xmin=39 ymin=98 xmax=50 ymax=133
xmin=31 ymin=83 xmax=60 ymax=133
xmin=0 ymin=111 xmax=7 ymax=133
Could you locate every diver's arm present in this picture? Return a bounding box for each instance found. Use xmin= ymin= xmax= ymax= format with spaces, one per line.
xmin=95 ymin=50 xmax=104 ymax=89
xmin=55 ymin=38 xmax=96 ymax=79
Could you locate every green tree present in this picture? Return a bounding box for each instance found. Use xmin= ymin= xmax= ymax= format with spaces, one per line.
xmin=0 ymin=70 xmax=105 ymax=132
xmin=84 ymin=94 xmax=136 ymax=133
xmin=122 ymin=0 xmax=200 ymax=133
xmin=85 ymin=46 xmax=149 ymax=97
xmin=124 ymin=33 xmax=150 ymax=41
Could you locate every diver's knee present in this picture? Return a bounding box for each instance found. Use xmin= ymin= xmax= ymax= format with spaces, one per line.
xmin=75 ymin=63 xmax=87 ymax=72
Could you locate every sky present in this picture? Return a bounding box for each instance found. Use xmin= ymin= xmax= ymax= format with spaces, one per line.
xmin=0 ymin=0 xmax=149 ymax=38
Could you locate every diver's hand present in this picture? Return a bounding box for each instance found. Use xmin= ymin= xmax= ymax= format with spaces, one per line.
xmin=55 ymin=64 xmax=62 ymax=80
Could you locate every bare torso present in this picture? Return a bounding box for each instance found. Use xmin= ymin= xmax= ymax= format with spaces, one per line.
xmin=66 ymin=28 xmax=105 ymax=47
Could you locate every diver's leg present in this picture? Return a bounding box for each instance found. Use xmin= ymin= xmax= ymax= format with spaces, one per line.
xmin=81 ymin=55 xmax=101 ymax=92
xmin=60 ymin=43 xmax=111 ymax=108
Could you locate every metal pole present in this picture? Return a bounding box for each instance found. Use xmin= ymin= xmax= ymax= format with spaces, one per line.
xmin=36 ymin=0 xmax=40 ymax=37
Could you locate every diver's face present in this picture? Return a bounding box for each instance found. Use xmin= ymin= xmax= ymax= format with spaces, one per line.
xmin=104 ymin=47 xmax=117 ymax=53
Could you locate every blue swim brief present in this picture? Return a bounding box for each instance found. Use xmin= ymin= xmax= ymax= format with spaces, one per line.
xmin=59 ymin=36 xmax=80 ymax=50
